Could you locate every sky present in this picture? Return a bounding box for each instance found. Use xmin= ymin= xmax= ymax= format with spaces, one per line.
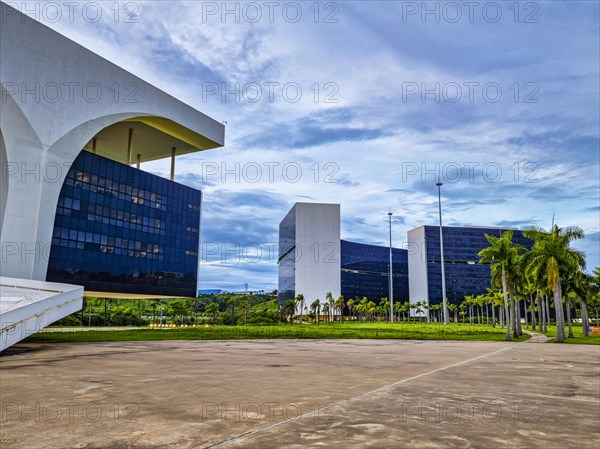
xmin=16 ymin=1 xmax=600 ymax=291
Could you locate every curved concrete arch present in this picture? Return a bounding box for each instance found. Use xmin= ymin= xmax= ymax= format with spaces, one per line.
xmin=0 ymin=83 xmax=45 ymax=279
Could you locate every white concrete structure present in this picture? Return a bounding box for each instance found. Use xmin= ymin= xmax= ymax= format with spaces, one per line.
xmin=0 ymin=4 xmax=224 ymax=348
xmin=0 ymin=3 xmax=225 ymax=281
xmin=407 ymin=226 xmax=429 ymax=318
xmin=0 ymin=277 xmax=83 ymax=351
xmin=278 ymin=203 xmax=341 ymax=312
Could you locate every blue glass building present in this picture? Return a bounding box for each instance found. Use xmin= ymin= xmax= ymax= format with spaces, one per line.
xmin=46 ymin=151 xmax=201 ymax=297
xmin=408 ymin=225 xmax=533 ymax=309
xmin=341 ymin=240 xmax=408 ymax=304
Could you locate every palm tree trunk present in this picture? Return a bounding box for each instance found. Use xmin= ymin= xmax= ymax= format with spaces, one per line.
xmin=544 ymin=295 xmax=551 ymax=330
xmin=565 ymin=297 xmax=574 ymax=338
xmin=554 ymin=279 xmax=566 ymax=342
xmin=540 ymin=295 xmax=546 ymax=332
xmin=491 ymin=304 xmax=496 ymax=327
xmin=581 ymin=301 xmax=589 ymax=336
xmin=501 ymin=268 xmax=512 ymax=341
xmin=530 ymin=295 xmax=536 ymax=331
xmin=523 ymin=297 xmax=528 ymax=329
xmin=541 ymin=294 xmax=547 ymax=333
xmin=516 ymin=297 xmax=523 ymax=336
xmin=510 ymin=288 xmax=517 ymax=338
xmin=514 ymin=297 xmax=519 ymax=336
xmin=535 ymin=291 xmax=544 ymax=332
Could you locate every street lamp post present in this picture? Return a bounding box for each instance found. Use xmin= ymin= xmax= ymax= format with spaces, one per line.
xmin=160 ymin=307 xmax=163 ymax=325
xmin=436 ymin=182 xmax=449 ymax=324
xmin=388 ymin=210 xmax=394 ymax=323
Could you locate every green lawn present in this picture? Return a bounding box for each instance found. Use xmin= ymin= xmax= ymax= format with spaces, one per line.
xmin=541 ymin=325 xmax=600 ymax=345
xmin=27 ymin=322 xmax=531 ymax=343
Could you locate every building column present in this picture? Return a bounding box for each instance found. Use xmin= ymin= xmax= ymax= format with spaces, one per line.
xmin=92 ymin=137 xmax=97 ymax=154
xmin=136 ymin=154 xmax=141 ymax=169
xmin=127 ymin=128 xmax=133 ymax=165
xmin=170 ymin=147 xmax=176 ymax=181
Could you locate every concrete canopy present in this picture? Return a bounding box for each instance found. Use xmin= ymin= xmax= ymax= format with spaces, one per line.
xmin=84 ymin=117 xmax=223 ymax=165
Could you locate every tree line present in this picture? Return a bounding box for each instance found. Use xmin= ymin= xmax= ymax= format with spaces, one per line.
xmin=478 ymin=225 xmax=599 ymax=342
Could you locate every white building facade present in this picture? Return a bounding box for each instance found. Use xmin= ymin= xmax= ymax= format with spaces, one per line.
xmin=278 ymin=203 xmax=341 ymax=312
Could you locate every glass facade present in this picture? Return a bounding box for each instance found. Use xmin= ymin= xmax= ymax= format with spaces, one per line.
xmin=277 ymin=207 xmax=296 ymax=305
xmin=340 ymin=240 xmax=409 ymax=304
xmin=423 ymin=226 xmax=533 ymax=307
xmin=46 ymin=150 xmax=201 ymax=297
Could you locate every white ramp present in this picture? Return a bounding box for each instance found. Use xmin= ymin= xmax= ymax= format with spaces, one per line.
xmin=0 ymin=277 xmax=83 ymax=351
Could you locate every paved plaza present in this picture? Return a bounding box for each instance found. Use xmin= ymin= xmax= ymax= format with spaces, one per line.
xmin=1 ymin=339 xmax=598 ymax=448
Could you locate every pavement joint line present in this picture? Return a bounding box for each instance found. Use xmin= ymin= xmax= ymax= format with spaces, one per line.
xmin=202 ymin=343 xmax=519 ymax=449
xmin=511 ymin=393 xmax=600 ymax=404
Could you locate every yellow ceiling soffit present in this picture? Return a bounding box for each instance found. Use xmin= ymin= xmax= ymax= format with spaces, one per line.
xmin=125 ymin=116 xmax=221 ymax=150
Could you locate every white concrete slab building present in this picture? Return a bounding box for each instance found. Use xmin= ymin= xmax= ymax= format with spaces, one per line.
xmin=278 ymin=203 xmax=341 ymax=312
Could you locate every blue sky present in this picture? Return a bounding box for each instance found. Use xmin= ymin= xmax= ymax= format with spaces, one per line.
xmin=22 ymin=1 xmax=600 ymax=291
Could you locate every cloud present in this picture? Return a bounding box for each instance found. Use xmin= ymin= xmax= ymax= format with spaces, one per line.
xmin=582 ymin=206 xmax=600 ymax=213
xmin=493 ymin=219 xmax=541 ymax=228
xmin=244 ymin=107 xmax=393 ymax=150
xmin=26 ymin=1 xmax=599 ymax=290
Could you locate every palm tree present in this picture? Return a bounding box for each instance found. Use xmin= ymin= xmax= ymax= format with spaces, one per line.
xmin=322 ymin=303 xmax=330 ymax=323
xmin=294 ymin=294 xmax=305 ymax=322
xmin=366 ymin=301 xmax=377 ymax=322
xmin=335 ymin=295 xmax=345 ymax=322
xmin=415 ymin=301 xmax=425 ymax=322
xmin=475 ymin=295 xmax=485 ymax=325
xmin=282 ymin=299 xmax=296 ymax=324
xmin=563 ymin=269 xmax=595 ymax=337
xmin=379 ymin=298 xmax=390 ymax=321
xmin=421 ymin=301 xmax=430 ymax=322
xmin=584 ymin=268 xmax=600 ymax=332
xmin=409 ymin=302 xmax=418 ymax=322
xmin=310 ymin=299 xmax=321 ymax=325
xmin=394 ymin=301 xmax=403 ymax=322
xmin=429 ymin=303 xmax=440 ymax=322
xmin=447 ymin=303 xmax=457 ymax=323
xmin=356 ymin=297 xmax=368 ymax=321
xmin=463 ymin=295 xmax=475 ymax=325
xmin=478 ymin=230 xmax=524 ymax=341
xmin=346 ymin=299 xmax=355 ymax=321
xmin=325 ymin=292 xmax=335 ymax=323
xmin=562 ymin=271 xmax=581 ymax=337
xmin=524 ymin=225 xmax=585 ymax=342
